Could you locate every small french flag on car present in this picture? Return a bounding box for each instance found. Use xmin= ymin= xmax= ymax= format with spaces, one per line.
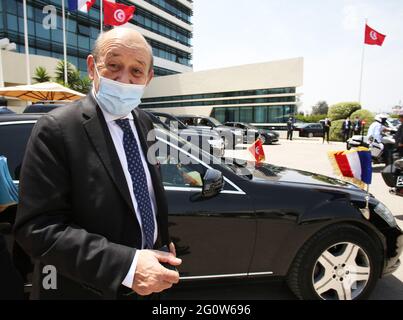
xmin=67 ymin=0 xmax=96 ymax=13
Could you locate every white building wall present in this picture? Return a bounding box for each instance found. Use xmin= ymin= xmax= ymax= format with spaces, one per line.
xmin=144 ymin=57 xmax=304 ymax=98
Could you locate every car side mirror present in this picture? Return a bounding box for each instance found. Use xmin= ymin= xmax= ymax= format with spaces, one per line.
xmin=202 ymin=169 xmax=224 ymax=199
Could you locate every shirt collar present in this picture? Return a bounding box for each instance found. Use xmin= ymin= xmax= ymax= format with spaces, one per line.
xmin=91 ymin=87 xmax=133 ymax=123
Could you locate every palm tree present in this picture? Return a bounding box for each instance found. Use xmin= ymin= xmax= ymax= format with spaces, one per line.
xmin=55 ymin=60 xmax=76 ymax=86
xmin=55 ymin=60 xmax=91 ymax=94
xmin=33 ymin=66 xmax=51 ymax=83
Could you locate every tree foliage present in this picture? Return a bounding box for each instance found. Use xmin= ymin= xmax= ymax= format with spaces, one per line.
xmin=54 ymin=60 xmax=91 ymax=94
xmin=33 ymin=66 xmax=51 ymax=83
xmin=312 ymin=101 xmax=329 ymax=115
xmin=328 ymin=102 xmax=361 ymax=121
xmin=329 ymin=119 xmax=345 ymax=142
xmin=295 ymin=114 xmax=326 ymax=123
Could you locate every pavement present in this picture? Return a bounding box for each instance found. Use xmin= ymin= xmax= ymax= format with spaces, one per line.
xmin=167 ymin=137 xmax=403 ymax=300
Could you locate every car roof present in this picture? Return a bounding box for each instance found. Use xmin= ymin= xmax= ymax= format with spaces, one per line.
xmin=0 ymin=114 xmax=43 ymax=122
xmin=177 ymin=115 xmax=212 ymax=119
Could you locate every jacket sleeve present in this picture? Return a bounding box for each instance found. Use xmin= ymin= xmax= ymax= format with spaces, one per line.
xmin=14 ymin=114 xmax=135 ymax=297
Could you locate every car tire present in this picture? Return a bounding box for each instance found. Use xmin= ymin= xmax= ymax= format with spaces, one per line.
xmin=308 ymin=133 xmax=314 ymax=138
xmin=346 ymin=143 xmax=351 ymax=150
xmin=287 ymin=224 xmax=382 ymax=300
xmin=260 ymin=135 xmax=266 ymax=145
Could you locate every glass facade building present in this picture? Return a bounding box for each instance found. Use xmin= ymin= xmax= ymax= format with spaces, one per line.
xmin=141 ymin=87 xmax=298 ymax=124
xmin=0 ymin=0 xmax=193 ymax=77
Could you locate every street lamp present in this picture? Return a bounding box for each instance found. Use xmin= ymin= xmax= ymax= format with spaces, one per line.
xmin=0 ymin=38 xmax=17 ymax=87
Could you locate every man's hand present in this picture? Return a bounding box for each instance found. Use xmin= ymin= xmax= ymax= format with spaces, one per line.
xmin=132 ymin=249 xmax=182 ymax=296
xmin=169 ymin=242 xmax=176 ymax=257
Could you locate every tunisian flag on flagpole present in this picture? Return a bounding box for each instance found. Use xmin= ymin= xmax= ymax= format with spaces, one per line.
xmin=248 ymin=139 xmax=266 ymax=164
xmin=103 ymin=0 xmax=136 ymax=26
xmin=364 ymin=24 xmax=386 ymax=46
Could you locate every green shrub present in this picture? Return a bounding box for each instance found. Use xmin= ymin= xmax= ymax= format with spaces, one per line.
xmin=328 ymin=102 xmax=361 ymax=121
xmin=329 ymin=119 xmax=344 ymax=142
xmin=350 ymin=109 xmax=374 ymax=135
xmin=295 ymin=114 xmax=326 ymax=123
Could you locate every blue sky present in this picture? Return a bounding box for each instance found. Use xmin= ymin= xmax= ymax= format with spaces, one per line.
xmin=192 ymin=0 xmax=403 ymax=113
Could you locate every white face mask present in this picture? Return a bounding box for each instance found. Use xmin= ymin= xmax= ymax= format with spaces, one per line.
xmin=94 ymin=62 xmax=147 ymax=117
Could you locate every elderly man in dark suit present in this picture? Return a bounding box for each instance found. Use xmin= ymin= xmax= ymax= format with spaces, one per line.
xmin=14 ymin=28 xmax=181 ymax=300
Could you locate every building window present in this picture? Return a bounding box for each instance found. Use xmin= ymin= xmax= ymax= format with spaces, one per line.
xmin=6 ymin=14 xmax=18 ymax=31
xmin=6 ymin=1 xmax=17 ymax=15
xmin=210 ymin=105 xmax=295 ymax=124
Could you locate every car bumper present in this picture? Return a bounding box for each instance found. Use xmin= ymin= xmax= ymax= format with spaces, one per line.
xmin=383 ymin=232 xmax=403 ymax=276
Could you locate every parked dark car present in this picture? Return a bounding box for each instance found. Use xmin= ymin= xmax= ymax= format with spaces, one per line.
xmin=1 ymin=115 xmax=402 ymax=300
xmin=0 ymin=106 xmax=15 ymax=115
xmin=23 ymin=103 xmax=65 ymax=114
xmin=149 ymin=111 xmax=224 ymax=157
xmin=176 ymin=115 xmax=243 ymax=149
xmin=296 ymin=123 xmax=324 ymax=138
xmin=224 ymin=121 xmax=279 ymax=145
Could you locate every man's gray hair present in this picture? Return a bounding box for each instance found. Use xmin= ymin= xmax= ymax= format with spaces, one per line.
xmin=92 ymin=28 xmax=154 ymax=72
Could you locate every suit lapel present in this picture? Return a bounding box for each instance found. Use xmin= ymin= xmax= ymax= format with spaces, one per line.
xmin=82 ymin=95 xmax=136 ymax=215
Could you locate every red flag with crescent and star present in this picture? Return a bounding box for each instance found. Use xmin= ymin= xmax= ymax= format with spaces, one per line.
xmin=249 ymin=139 xmax=266 ymax=164
xmin=103 ymin=0 xmax=135 ymax=26
xmin=364 ymin=24 xmax=386 ymax=46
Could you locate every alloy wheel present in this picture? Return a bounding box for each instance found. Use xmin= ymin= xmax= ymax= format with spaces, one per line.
xmin=312 ymin=242 xmax=370 ymax=300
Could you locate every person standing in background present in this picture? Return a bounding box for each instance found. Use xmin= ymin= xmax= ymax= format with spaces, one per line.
xmin=353 ymin=116 xmax=362 ymax=136
xmin=287 ymin=116 xmax=295 ymax=141
xmin=322 ymin=118 xmax=331 ymax=144
xmin=342 ymin=117 xmax=352 ymax=142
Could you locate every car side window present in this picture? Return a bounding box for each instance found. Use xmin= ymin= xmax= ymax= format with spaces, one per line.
xmin=157 ymin=148 xmax=205 ymax=188
xmin=199 ymin=118 xmax=211 ymax=127
xmin=0 ymin=123 xmax=35 ymax=180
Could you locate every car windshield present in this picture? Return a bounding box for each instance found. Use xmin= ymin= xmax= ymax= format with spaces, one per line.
xmin=206 ymin=117 xmax=222 ymax=127
xmin=244 ymin=123 xmax=257 ymax=130
xmin=154 ymin=123 xmax=221 ymax=163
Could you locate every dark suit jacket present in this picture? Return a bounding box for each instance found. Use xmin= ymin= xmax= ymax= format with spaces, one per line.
xmin=14 ymin=95 xmax=170 ymax=300
xmin=342 ymin=120 xmax=351 ymax=132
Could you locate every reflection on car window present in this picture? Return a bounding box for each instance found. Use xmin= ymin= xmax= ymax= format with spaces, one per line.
xmin=157 ymin=150 xmax=204 ymax=188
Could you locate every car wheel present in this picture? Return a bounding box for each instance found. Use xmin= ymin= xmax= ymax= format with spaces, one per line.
xmin=287 ymin=224 xmax=382 ymax=300
xmin=346 ymin=143 xmax=351 ymax=150
xmin=308 ymin=133 xmax=314 ymax=138
xmin=259 ymin=135 xmax=266 ymax=145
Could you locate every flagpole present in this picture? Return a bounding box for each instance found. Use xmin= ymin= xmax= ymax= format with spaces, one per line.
xmin=22 ymin=0 xmax=31 ymax=85
xmin=358 ymin=18 xmax=368 ymax=104
xmin=100 ymin=0 xmax=103 ymax=33
xmin=61 ymin=0 xmax=68 ymax=85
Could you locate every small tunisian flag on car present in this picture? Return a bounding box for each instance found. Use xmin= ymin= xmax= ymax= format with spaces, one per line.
xmin=249 ymin=139 xmax=266 ymax=164
xmin=364 ymin=24 xmax=386 ymax=46
xmin=103 ymin=0 xmax=135 ymax=26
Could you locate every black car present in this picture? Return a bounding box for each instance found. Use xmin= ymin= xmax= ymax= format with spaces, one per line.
xmin=0 ymin=106 xmax=15 ymax=115
xmin=224 ymin=121 xmax=279 ymax=145
xmin=176 ymin=115 xmax=243 ymax=149
xmin=1 ymin=115 xmax=402 ymax=300
xmin=296 ymin=123 xmax=324 ymax=138
xmin=149 ymin=112 xmax=224 ymax=157
xmin=22 ymin=103 xmax=65 ymax=114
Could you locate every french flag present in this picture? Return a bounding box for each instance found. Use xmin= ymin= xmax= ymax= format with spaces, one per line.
xmin=329 ymin=148 xmax=372 ymax=185
xmin=68 ymin=0 xmax=96 ymax=13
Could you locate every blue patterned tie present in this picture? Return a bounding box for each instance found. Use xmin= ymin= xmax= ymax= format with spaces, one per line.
xmin=115 ymin=119 xmax=155 ymax=249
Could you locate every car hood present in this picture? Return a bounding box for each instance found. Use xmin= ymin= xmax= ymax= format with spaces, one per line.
xmin=233 ymin=163 xmax=362 ymax=191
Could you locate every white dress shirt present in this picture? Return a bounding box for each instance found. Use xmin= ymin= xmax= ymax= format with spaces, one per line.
xmin=92 ymin=90 xmax=158 ymax=289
